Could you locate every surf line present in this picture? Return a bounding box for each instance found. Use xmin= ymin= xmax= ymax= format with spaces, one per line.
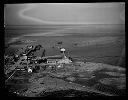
xmin=18 ymin=4 xmax=68 ymax=24
xmin=18 ymin=4 xmax=45 ymax=24
xmin=18 ymin=4 xmax=89 ymax=25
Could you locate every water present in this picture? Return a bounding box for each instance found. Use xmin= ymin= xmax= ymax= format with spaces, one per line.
xmin=5 ymin=24 xmax=125 ymax=43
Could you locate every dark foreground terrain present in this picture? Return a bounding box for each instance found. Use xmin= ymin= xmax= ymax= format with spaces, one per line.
xmin=5 ymin=62 xmax=126 ymax=97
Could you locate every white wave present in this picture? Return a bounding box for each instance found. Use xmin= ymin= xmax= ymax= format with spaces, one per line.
xmin=18 ymin=4 xmax=99 ymax=25
xmin=8 ymin=36 xmax=23 ymax=43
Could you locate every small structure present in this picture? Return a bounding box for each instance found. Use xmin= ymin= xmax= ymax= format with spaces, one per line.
xmin=60 ymin=48 xmax=65 ymax=54
xmin=27 ymin=45 xmax=33 ymax=49
xmin=46 ymin=56 xmax=63 ymax=65
xmin=47 ymin=60 xmax=57 ymax=64
xmin=22 ymin=54 xmax=27 ymax=60
xmin=28 ymin=67 xmax=32 ymax=73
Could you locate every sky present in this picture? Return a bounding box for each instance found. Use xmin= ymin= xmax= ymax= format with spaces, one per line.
xmin=4 ymin=3 xmax=125 ymax=25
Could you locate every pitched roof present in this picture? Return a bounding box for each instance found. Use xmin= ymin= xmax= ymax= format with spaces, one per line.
xmin=41 ymin=55 xmax=64 ymax=59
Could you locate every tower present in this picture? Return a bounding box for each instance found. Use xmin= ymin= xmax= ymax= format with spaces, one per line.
xmin=60 ymin=48 xmax=66 ymax=58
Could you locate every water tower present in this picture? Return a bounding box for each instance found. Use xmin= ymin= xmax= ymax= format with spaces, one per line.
xmin=60 ymin=48 xmax=66 ymax=58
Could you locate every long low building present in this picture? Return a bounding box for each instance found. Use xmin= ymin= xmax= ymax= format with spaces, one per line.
xmin=37 ymin=55 xmax=72 ymax=65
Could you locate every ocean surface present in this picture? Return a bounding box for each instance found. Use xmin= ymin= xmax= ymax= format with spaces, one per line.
xmin=5 ymin=24 xmax=125 ymax=43
xmin=4 ymin=24 xmax=125 ymax=67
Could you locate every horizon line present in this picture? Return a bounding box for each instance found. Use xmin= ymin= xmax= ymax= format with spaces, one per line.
xmin=5 ymin=24 xmax=125 ymax=26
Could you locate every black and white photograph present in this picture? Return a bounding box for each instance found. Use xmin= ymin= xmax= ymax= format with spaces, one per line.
xmin=4 ymin=3 xmax=125 ymax=97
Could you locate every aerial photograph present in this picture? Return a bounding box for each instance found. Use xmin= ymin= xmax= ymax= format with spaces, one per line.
xmin=4 ymin=3 xmax=125 ymax=97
